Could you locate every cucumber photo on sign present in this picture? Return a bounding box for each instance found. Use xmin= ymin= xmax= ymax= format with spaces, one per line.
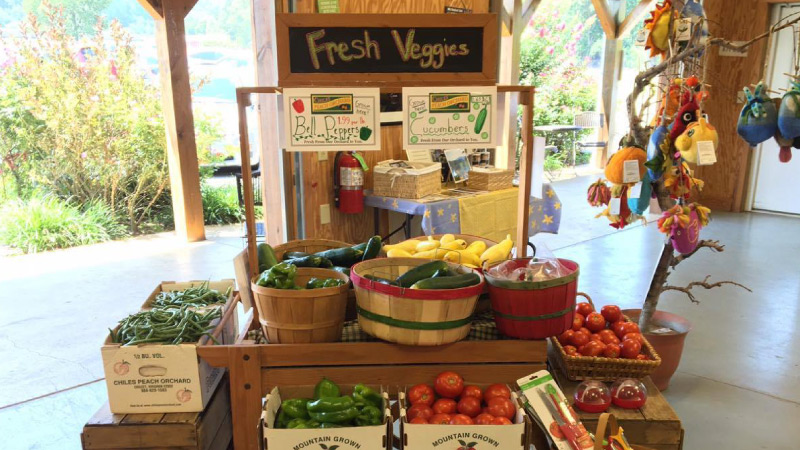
xmin=474 ymin=105 xmax=488 ymax=134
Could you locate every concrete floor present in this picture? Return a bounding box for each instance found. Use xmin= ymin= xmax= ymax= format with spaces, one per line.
xmin=2 ymin=177 xmax=800 ymax=449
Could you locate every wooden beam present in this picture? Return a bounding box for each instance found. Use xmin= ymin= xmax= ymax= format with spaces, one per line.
xmin=136 ymin=0 xmax=162 ymax=19
xmin=516 ymin=88 xmax=535 ymax=258
xmin=521 ymin=0 xmax=541 ymax=24
xmin=618 ymin=0 xmax=655 ymax=38
xmin=153 ymin=0 xmax=205 ymax=241
xmin=599 ymin=0 xmax=625 ymax=165
xmin=251 ymin=0 xmax=287 ymax=245
xmin=591 ymin=0 xmax=618 ymax=39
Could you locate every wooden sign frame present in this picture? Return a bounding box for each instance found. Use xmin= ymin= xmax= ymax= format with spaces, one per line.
xmin=275 ymin=13 xmax=498 ymax=87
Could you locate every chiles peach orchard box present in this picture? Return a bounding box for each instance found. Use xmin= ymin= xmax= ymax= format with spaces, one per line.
xmin=101 ymin=280 xmax=235 ymax=414
xmin=261 ymin=385 xmax=392 ymax=450
xmin=399 ymin=385 xmax=532 ymax=450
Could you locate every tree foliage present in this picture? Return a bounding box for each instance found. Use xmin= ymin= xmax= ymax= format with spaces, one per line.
xmin=22 ymin=0 xmax=111 ymax=37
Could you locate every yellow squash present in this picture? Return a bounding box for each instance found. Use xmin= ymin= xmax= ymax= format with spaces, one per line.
xmin=439 ymin=234 xmax=456 ymax=245
xmin=415 ymin=236 xmax=441 ymax=253
xmin=413 ymin=248 xmax=450 ymax=259
xmin=383 ymin=239 xmax=420 ymax=254
xmin=441 ymin=239 xmax=467 ymax=251
xmin=480 ymin=234 xmax=514 ymax=265
xmin=386 ymin=248 xmax=413 ymax=258
xmin=442 ymin=249 xmax=481 ymax=267
xmin=465 ymin=240 xmax=487 ymax=256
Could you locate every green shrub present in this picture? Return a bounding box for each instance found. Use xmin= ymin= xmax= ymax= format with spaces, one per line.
xmin=202 ymin=184 xmax=243 ymax=225
xmin=0 ymin=194 xmax=128 ymax=253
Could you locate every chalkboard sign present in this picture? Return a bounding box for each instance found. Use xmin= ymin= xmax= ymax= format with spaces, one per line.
xmin=276 ymin=14 xmax=497 ymax=87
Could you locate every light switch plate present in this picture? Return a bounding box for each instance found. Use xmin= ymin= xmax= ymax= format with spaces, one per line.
xmin=320 ymin=204 xmax=331 ymax=224
xmin=318 ymin=151 xmax=328 ymax=161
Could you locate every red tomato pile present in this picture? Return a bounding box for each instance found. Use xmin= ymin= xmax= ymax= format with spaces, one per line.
xmin=557 ymin=302 xmax=652 ymax=360
xmin=406 ymin=371 xmax=516 ymax=425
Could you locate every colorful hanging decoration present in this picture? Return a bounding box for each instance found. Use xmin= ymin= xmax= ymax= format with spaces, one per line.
xmin=679 ymin=1 xmax=709 ymax=51
xmin=587 ymin=179 xmax=612 ymax=207
xmin=651 ymin=80 xmax=683 ymax=127
xmin=674 ymin=113 xmax=718 ymax=164
xmin=628 ymin=172 xmax=653 ymax=215
xmin=595 ymin=146 xmax=648 ymax=229
xmin=646 ymin=126 xmax=670 ymax=180
xmin=644 ymin=1 xmax=674 ymax=59
xmin=737 ymin=82 xmax=778 ymax=146
xmin=777 ymin=80 xmax=800 ymax=139
xmin=663 ymin=161 xmax=704 ymax=200
xmin=774 ymin=130 xmax=794 ymax=163
xmin=669 ymin=98 xmax=700 ymax=141
xmin=684 ymin=75 xmax=709 ymax=105
xmin=657 ymin=203 xmax=710 ymax=254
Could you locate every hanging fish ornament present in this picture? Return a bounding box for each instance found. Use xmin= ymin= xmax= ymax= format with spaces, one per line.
xmin=777 ymin=80 xmax=800 ymax=139
xmin=646 ymin=125 xmax=670 ymax=180
xmin=658 ymin=203 xmax=710 ymax=254
xmin=737 ymin=82 xmax=778 ymax=146
xmin=669 ymin=98 xmax=700 ymax=141
xmin=674 ymin=112 xmax=718 ymax=164
xmin=587 ymin=179 xmax=612 ymax=207
xmin=628 ymin=172 xmax=653 ymax=215
xmin=644 ymin=1 xmax=673 ymax=59
xmin=774 ymin=130 xmax=794 ymax=163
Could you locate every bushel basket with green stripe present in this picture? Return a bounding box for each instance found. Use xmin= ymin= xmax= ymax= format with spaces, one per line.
xmin=350 ymin=258 xmax=484 ymax=346
xmin=484 ymin=258 xmax=579 ymax=339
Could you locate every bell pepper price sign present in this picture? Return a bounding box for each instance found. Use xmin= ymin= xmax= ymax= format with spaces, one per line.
xmin=283 ymin=87 xmax=380 ymax=152
xmin=402 ymin=86 xmax=497 ymax=149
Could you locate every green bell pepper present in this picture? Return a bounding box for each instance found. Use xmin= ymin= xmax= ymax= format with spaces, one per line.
xmin=309 ymin=407 xmax=359 ymax=424
xmin=286 ymin=418 xmax=320 ymax=429
xmin=322 ymin=278 xmax=345 ymax=288
xmin=257 ymin=262 xmax=298 ymax=289
xmin=307 ymin=396 xmax=353 ymax=413
xmin=352 ymin=384 xmax=383 ymax=409
xmin=318 ymin=422 xmax=343 ymax=428
xmin=305 ymin=278 xmax=325 ymax=289
xmin=275 ymin=409 xmax=291 ymax=429
xmin=312 ymin=378 xmax=341 ymax=399
xmin=355 ymin=405 xmax=382 ymax=426
xmin=281 ymin=398 xmax=311 ymax=419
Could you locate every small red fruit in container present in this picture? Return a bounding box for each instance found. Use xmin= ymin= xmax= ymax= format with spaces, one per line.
xmin=573 ymin=380 xmax=611 ymax=413
xmin=611 ymin=378 xmax=648 ymax=409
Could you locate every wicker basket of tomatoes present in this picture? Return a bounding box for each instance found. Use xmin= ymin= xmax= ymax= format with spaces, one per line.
xmin=548 ymin=294 xmax=661 ymax=381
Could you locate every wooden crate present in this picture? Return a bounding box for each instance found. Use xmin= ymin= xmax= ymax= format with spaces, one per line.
xmin=552 ymin=369 xmax=684 ymax=450
xmin=82 ymin=377 xmax=232 ymax=450
xmin=466 ymin=168 xmax=514 ymax=191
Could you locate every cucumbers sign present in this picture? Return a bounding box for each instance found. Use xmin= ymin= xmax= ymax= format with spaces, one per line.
xmin=283 ymin=87 xmax=380 ymax=152
xmin=402 ymin=86 xmax=497 ymax=149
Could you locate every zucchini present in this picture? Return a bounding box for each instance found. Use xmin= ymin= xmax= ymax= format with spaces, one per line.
xmin=314 ymin=247 xmax=360 ymax=267
xmin=282 ymin=251 xmax=310 ymax=261
xmin=410 ymin=273 xmax=481 ymax=290
xmin=330 ymin=266 xmax=350 ymax=277
xmin=395 ymin=260 xmax=448 ymax=288
xmin=257 ymin=243 xmax=279 ymax=272
xmin=365 ymin=274 xmax=399 ymax=286
xmin=432 ymin=268 xmax=452 ymax=278
xmin=284 ymin=255 xmax=333 ymax=268
xmin=362 ymin=235 xmax=382 ymax=261
xmin=351 ymin=242 xmax=369 ymax=252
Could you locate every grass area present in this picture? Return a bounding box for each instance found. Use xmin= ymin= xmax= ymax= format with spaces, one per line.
xmin=202 ymin=184 xmax=244 ymax=226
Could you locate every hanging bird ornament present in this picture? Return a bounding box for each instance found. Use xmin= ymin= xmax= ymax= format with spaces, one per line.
xmin=737 ymin=82 xmax=778 ymax=146
xmin=644 ymin=1 xmax=674 ymax=59
xmin=657 ymin=203 xmax=710 ymax=254
xmin=595 ymin=145 xmax=648 ymax=229
xmin=777 ymin=80 xmax=800 ymax=139
xmin=675 ymin=112 xmax=718 ymax=164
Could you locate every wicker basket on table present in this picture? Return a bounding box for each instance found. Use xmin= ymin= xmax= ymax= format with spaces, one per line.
xmin=548 ymin=293 xmax=661 ymax=381
xmin=372 ymin=162 xmax=442 ymax=199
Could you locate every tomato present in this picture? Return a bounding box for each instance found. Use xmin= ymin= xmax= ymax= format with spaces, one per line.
xmin=457 ymin=396 xmax=482 ymax=418
xmin=576 ymin=302 xmax=594 ymax=316
xmin=563 ymin=345 xmax=579 ymax=356
xmin=408 ymin=384 xmax=435 ymax=407
xmin=432 ymin=398 xmax=457 ymax=414
xmin=620 ymin=339 xmax=642 ymax=358
xmin=449 ymin=414 xmax=474 ymax=425
xmin=571 ymin=331 xmax=589 ymax=347
xmin=577 ymin=345 xmax=586 ymax=354
xmin=635 ymin=354 xmax=650 ymax=361
xmin=580 ymin=340 xmax=606 ymax=357
xmin=603 ymin=343 xmax=621 ymax=358
xmin=578 ymin=327 xmax=592 ymax=336
xmin=407 ymin=404 xmax=434 ymax=422
xmin=601 ymin=305 xmax=622 ymax=323
xmin=410 ymin=417 xmax=428 ymax=424
xmin=483 ymin=384 xmax=511 ymax=401
xmin=572 ymin=313 xmax=585 ymax=331
xmin=429 ymin=413 xmax=452 ymax=425
xmin=599 ymin=331 xmax=620 ymax=345
xmin=616 ymin=322 xmax=640 ymax=338
xmin=589 ymin=333 xmax=603 ymax=342
xmin=474 ymin=413 xmax=495 ymax=425
xmin=584 ymin=312 xmax=607 ymax=332
xmin=461 ymin=385 xmax=483 ymax=402
xmin=557 ymin=329 xmax=576 ymax=346
xmin=434 ymin=371 xmax=464 ymax=398
xmin=611 ymin=321 xmax=627 ymax=337
xmin=622 ymin=332 xmax=644 ymax=344
xmin=598 ymin=329 xmax=616 ymax=340
xmin=491 ymin=416 xmax=513 ymax=425
xmin=486 ymin=397 xmax=515 ymax=419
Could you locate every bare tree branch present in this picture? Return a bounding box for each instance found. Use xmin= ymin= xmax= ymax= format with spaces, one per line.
xmin=662 ymin=275 xmax=752 ymax=304
xmin=670 ymin=240 xmax=725 ymax=267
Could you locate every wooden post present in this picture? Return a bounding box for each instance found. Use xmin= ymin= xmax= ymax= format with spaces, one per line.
xmin=516 ymin=87 xmax=535 ymax=257
xmin=139 ymin=0 xmax=205 ymax=242
xmin=251 ymin=0 xmax=289 ymax=245
xmin=237 ymin=91 xmax=259 ymax=280
xmin=599 ymin=0 xmax=624 ymax=166
xmin=228 ymin=345 xmax=263 ymax=450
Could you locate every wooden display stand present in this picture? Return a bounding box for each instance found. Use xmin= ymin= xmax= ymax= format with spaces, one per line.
xmin=81 ymin=377 xmax=232 ymax=450
xmin=552 ymin=369 xmax=685 ymax=450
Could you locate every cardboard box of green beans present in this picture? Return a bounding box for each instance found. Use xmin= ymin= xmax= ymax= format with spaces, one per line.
xmin=101 ymin=279 xmax=235 ymax=414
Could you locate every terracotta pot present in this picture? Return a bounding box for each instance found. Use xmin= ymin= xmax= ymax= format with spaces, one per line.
xmin=622 ymin=309 xmax=692 ymax=391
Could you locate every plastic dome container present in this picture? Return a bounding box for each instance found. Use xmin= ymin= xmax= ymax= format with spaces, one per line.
xmin=611 ymin=378 xmax=648 ymax=409
xmin=573 ymin=380 xmax=611 ymax=413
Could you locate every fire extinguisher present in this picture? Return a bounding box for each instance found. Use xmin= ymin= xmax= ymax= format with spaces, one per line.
xmin=333 ymin=151 xmax=368 ymax=214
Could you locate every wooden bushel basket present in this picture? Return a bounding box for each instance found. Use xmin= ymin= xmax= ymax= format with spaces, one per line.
xmin=272 ymin=238 xmax=351 ymax=259
xmin=350 ymin=258 xmax=484 ymax=346
xmin=251 ymin=268 xmax=349 ymax=344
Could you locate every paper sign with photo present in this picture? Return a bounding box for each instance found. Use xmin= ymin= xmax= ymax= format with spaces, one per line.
xmin=444 ymin=149 xmax=471 ymax=183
